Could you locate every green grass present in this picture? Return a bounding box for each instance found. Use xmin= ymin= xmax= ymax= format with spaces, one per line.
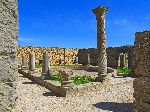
xmin=35 ymin=63 xmax=42 ymax=68
xmin=85 ymin=64 xmax=91 ymax=66
xmin=47 ymin=73 xmax=94 ymax=85
xmin=71 ymin=76 xmax=94 ymax=85
xmin=117 ymin=67 xmax=133 ymax=74
xmin=49 ymin=73 xmax=63 ymax=82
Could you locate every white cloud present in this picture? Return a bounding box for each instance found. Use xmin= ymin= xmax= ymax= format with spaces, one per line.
xmin=18 ymin=36 xmax=65 ymax=46
xmin=18 ymin=37 xmax=40 ymax=43
xmin=114 ymin=19 xmax=130 ymax=26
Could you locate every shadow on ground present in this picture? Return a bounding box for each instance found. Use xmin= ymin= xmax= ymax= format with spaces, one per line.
xmin=93 ymin=102 xmax=133 ymax=112
xmin=19 ymin=75 xmax=28 ymax=78
xmin=42 ymin=91 xmax=62 ymax=97
xmin=85 ymin=70 xmax=97 ymax=72
xmin=22 ymin=82 xmax=37 ymax=84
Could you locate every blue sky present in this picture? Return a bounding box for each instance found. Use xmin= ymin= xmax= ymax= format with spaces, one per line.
xmin=18 ymin=0 xmax=150 ymax=48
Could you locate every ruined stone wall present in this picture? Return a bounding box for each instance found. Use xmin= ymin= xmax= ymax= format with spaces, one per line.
xmin=77 ymin=45 xmax=134 ymax=67
xmin=17 ymin=45 xmax=134 ymax=67
xmin=17 ymin=46 xmax=78 ymax=65
xmin=133 ymin=31 xmax=150 ymax=112
xmin=77 ymin=48 xmax=98 ymax=66
xmin=107 ymin=45 xmax=134 ymax=68
xmin=0 ymin=0 xmax=18 ymax=111
xmin=106 ymin=47 xmax=119 ymax=68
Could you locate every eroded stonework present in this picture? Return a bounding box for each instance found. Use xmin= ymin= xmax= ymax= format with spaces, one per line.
xmin=17 ymin=45 xmax=134 ymax=68
xmin=92 ymin=6 xmax=108 ymax=81
xmin=133 ymin=31 xmax=150 ymax=112
xmin=17 ymin=46 xmax=78 ymax=65
xmin=0 ymin=0 xmax=18 ymax=111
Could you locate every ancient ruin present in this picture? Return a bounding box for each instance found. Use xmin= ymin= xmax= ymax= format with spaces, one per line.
xmin=0 ymin=0 xmax=150 ymax=111
xmin=17 ymin=45 xmax=134 ymax=68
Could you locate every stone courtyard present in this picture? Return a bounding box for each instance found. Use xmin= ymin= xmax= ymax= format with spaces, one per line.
xmin=15 ymin=73 xmax=134 ymax=112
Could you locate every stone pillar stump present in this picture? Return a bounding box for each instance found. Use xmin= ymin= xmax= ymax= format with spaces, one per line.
xmin=128 ymin=50 xmax=133 ymax=68
xmin=29 ymin=52 xmax=35 ymax=72
xmin=75 ymin=57 xmax=79 ymax=64
xmin=42 ymin=52 xmax=50 ymax=74
xmin=120 ymin=53 xmax=125 ymax=67
xmin=87 ymin=54 xmax=90 ymax=65
xmin=21 ymin=56 xmax=28 ymax=70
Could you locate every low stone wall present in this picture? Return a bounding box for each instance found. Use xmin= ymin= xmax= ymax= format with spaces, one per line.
xmin=18 ymin=69 xmax=111 ymax=97
xmin=77 ymin=46 xmax=134 ymax=68
xmin=107 ymin=46 xmax=134 ymax=68
xmin=18 ymin=70 xmax=66 ymax=96
xmin=133 ymin=31 xmax=150 ymax=111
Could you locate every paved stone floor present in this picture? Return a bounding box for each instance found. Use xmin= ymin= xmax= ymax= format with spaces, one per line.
xmin=15 ymin=73 xmax=134 ymax=112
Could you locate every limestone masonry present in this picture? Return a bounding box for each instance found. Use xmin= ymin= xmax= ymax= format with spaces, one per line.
xmin=133 ymin=30 xmax=150 ymax=111
xmin=17 ymin=46 xmax=78 ymax=65
xmin=0 ymin=0 xmax=18 ymax=111
xmin=17 ymin=45 xmax=134 ymax=68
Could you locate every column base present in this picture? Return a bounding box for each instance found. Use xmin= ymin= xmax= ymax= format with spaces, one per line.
xmin=28 ymin=70 xmax=35 ymax=74
xmin=41 ymin=72 xmax=51 ymax=80
xmin=95 ymin=74 xmax=110 ymax=81
xmin=21 ymin=66 xmax=28 ymax=70
xmin=95 ymin=75 xmax=105 ymax=82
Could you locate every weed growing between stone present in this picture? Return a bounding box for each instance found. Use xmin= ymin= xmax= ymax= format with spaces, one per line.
xmin=71 ymin=76 xmax=95 ymax=85
xmin=35 ymin=63 xmax=42 ymax=68
xmin=50 ymin=73 xmax=63 ymax=82
xmin=117 ymin=67 xmax=133 ymax=74
xmin=47 ymin=73 xmax=95 ymax=85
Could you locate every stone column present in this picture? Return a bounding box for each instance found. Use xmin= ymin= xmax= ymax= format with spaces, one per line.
xmin=120 ymin=53 xmax=125 ymax=67
xmin=59 ymin=56 xmax=63 ymax=65
xmin=128 ymin=49 xmax=133 ymax=68
xmin=29 ymin=52 xmax=35 ymax=71
xmin=117 ymin=54 xmax=120 ymax=68
xmin=87 ymin=54 xmax=90 ymax=65
xmin=75 ymin=57 xmax=79 ymax=64
xmin=22 ymin=56 xmax=27 ymax=69
xmin=64 ymin=48 xmax=66 ymax=65
xmin=42 ymin=52 xmax=50 ymax=74
xmin=18 ymin=57 xmax=22 ymax=68
xmin=92 ymin=6 xmax=108 ymax=82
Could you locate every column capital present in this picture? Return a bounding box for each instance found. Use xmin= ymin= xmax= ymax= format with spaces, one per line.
xmin=92 ymin=6 xmax=109 ymax=16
